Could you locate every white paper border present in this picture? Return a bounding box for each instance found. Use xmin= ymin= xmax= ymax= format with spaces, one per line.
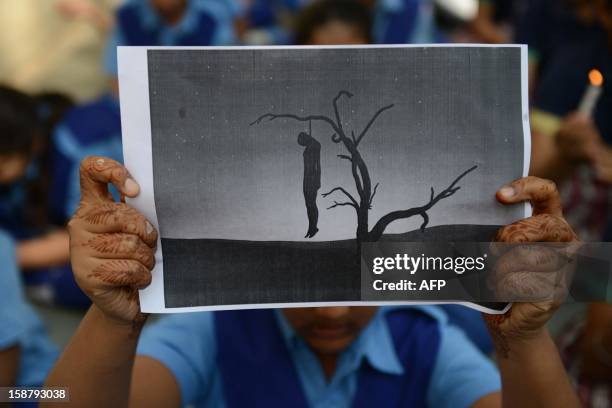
xmin=118 ymin=44 xmax=527 ymax=315
xmin=520 ymin=44 xmax=533 ymax=219
xmin=118 ymin=47 xmax=166 ymax=313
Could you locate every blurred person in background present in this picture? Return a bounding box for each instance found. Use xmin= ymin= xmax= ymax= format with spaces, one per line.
xmin=238 ymin=0 xmax=303 ymax=45
xmin=456 ymin=0 xmax=528 ymax=43
xmin=294 ymin=0 xmax=372 ymax=45
xmin=288 ymin=0 xmax=496 ymax=357
xmin=515 ymin=1 xmax=612 ymax=404
xmin=0 ymin=0 xmax=119 ymax=102
xmin=0 ymin=85 xmax=122 ymax=307
xmin=556 ymin=302 xmax=612 ymax=406
xmin=519 ymin=0 xmax=612 ymax=242
xmin=370 ymin=0 xmax=443 ymax=44
xmin=104 ymin=0 xmax=240 ymax=82
xmin=0 ymin=229 xmax=58 ymax=399
xmin=44 ymin=158 xmax=583 ymax=408
xmin=57 ymin=0 xmax=116 ymax=32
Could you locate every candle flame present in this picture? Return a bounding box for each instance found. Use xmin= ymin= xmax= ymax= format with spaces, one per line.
xmin=589 ymin=69 xmax=603 ymax=87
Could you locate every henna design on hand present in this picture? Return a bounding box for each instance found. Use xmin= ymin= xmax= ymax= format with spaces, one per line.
xmin=495 ymin=214 xmax=577 ymax=243
xmin=89 ymin=260 xmax=151 ymax=287
xmin=489 ymin=176 xmax=580 ymax=358
xmin=73 ymin=201 xmax=157 ymax=247
xmin=81 ymin=203 xmax=124 ymax=225
xmin=79 ymin=156 xmax=131 ymax=201
xmin=86 ymin=233 xmax=127 ymax=254
xmin=85 ymin=233 xmax=155 ymax=269
xmin=68 ymin=156 xmax=155 ymax=329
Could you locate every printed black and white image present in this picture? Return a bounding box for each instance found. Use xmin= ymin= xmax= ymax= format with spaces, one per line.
xmin=118 ymin=45 xmax=530 ymax=312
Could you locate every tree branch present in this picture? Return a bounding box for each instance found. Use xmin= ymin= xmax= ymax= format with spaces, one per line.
xmin=368 ymin=165 xmax=478 ymax=240
xmin=333 ymin=91 xmax=353 ymax=128
xmin=250 ymin=113 xmax=340 ymax=135
xmin=419 ymin=212 xmax=429 ymax=232
xmin=322 ymin=186 xmax=358 ymax=206
xmin=369 ymin=182 xmax=380 ymax=208
xmin=327 ymin=201 xmax=358 ymax=210
xmin=355 ymin=104 xmax=395 ymax=146
xmin=351 ymin=160 xmax=364 ymax=198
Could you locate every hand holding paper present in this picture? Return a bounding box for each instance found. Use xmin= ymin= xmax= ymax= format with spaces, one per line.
xmin=68 ymin=156 xmax=157 ymax=326
xmin=486 ymin=176 xmax=579 ymax=357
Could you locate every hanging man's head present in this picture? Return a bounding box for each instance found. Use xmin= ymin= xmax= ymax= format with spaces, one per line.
xmin=297 ymin=131 xmax=316 ymax=146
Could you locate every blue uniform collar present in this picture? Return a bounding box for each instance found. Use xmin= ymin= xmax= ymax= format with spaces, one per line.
xmin=378 ymin=0 xmax=405 ymax=12
xmin=135 ymin=0 xmax=199 ymax=35
xmin=274 ymin=308 xmax=404 ymax=377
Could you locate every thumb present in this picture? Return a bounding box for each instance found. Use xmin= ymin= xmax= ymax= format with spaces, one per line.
xmin=496 ymin=176 xmax=562 ymax=217
xmin=79 ymin=156 xmax=139 ymax=202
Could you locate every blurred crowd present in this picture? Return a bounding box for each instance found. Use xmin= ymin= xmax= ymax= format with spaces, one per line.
xmin=0 ymin=0 xmax=610 ymax=406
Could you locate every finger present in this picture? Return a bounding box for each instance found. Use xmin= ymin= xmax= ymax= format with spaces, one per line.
xmin=88 ymin=259 xmax=152 ymax=289
xmin=72 ymin=202 xmax=158 ymax=247
xmin=496 ymin=176 xmax=562 ymax=216
xmin=494 ymin=245 xmax=567 ymax=275
xmin=494 ymin=271 xmax=559 ymax=302
xmin=495 ymin=214 xmax=576 ymax=243
xmin=85 ymin=233 xmax=156 ymax=270
xmin=490 ymin=251 xmax=572 ymax=303
xmin=80 ymin=156 xmax=140 ymax=202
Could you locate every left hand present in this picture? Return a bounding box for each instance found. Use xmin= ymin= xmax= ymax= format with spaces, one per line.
xmin=484 ymin=177 xmax=578 ymax=356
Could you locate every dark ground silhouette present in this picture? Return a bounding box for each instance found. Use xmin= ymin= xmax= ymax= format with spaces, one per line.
xmin=163 ymin=224 xmax=501 ymax=308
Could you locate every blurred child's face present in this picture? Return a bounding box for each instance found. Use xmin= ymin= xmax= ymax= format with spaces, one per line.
xmin=0 ymin=154 xmax=29 ymax=184
xmin=151 ymin=0 xmax=187 ymax=21
xmin=308 ymin=21 xmax=369 ymax=45
xmin=282 ymin=307 xmax=378 ymax=355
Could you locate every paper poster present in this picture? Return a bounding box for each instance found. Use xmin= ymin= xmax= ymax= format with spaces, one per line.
xmin=118 ymin=45 xmax=530 ymax=313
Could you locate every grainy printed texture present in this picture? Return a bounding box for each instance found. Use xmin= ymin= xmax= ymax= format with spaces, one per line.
xmin=148 ymin=47 xmax=525 ymax=242
xmin=144 ymin=47 xmax=527 ymax=308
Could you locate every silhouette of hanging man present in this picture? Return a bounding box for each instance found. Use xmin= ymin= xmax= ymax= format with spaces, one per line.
xmin=297 ymin=130 xmax=321 ymax=238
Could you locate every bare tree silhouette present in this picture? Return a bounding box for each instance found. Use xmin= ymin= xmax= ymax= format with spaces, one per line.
xmin=250 ymin=90 xmax=477 ymax=242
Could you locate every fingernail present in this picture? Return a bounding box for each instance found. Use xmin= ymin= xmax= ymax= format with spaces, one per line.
xmin=124 ymin=178 xmax=140 ymax=195
xmin=499 ymin=186 xmax=516 ymax=198
xmin=146 ymin=221 xmax=154 ymax=235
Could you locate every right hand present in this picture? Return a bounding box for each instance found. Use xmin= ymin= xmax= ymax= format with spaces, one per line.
xmin=68 ymin=156 xmax=158 ymax=325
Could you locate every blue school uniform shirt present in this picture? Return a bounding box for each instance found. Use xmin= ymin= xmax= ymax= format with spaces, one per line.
xmin=440 ymin=304 xmax=493 ymax=354
xmin=0 ymin=163 xmax=42 ymax=239
xmin=244 ymin=0 xmax=301 ymax=45
xmin=104 ymin=0 xmax=239 ymax=75
xmin=373 ymin=0 xmax=442 ymax=44
xmin=137 ymin=306 xmax=501 ymax=407
xmin=0 ymin=230 xmax=58 ymax=386
xmin=49 ymin=94 xmax=124 ymax=222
